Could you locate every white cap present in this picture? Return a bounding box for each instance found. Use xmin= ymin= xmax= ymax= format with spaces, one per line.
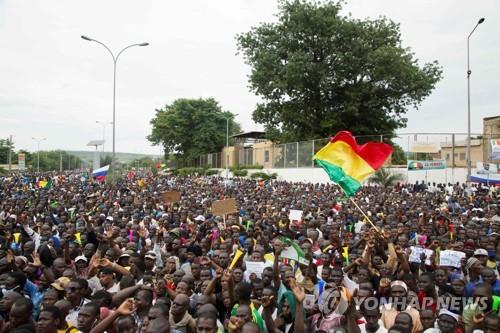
xmin=474 ymin=248 xmax=488 ymax=256
xmin=75 ymin=255 xmax=88 ymax=263
xmin=194 ymin=215 xmax=205 ymax=222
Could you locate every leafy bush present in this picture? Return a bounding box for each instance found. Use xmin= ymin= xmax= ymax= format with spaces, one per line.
xmin=230 ymin=164 xmax=263 ymax=171
xmin=175 ymin=167 xmax=206 ymax=177
xmin=233 ymin=169 xmax=248 ymax=177
xmin=204 ymin=169 xmax=219 ymax=176
xmin=250 ymin=172 xmax=277 ymax=180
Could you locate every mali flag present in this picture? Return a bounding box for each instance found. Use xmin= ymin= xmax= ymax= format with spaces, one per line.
xmin=313 ymin=131 xmax=392 ymax=196
xmin=38 ymin=179 xmax=52 ymax=189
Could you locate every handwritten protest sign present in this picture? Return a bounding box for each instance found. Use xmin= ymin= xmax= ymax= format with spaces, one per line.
xmin=409 ymin=246 xmax=433 ymax=265
xmin=245 ymin=261 xmax=267 ymax=278
xmin=439 ymin=250 xmax=466 ymax=268
xmin=212 ymin=198 xmax=238 ymax=216
xmin=163 ymin=191 xmax=181 ymax=203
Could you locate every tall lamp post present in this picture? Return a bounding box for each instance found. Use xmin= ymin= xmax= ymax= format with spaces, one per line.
xmin=224 ymin=113 xmax=238 ymax=180
xmin=81 ymin=35 xmax=148 ymax=171
xmin=467 ymin=17 xmax=485 ymax=190
xmin=96 ymin=120 xmax=113 ymax=153
xmin=32 ymin=137 xmax=46 ymax=173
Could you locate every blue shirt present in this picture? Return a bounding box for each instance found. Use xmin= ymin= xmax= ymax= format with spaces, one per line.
xmin=23 ymin=279 xmax=43 ymax=317
xmin=465 ymin=277 xmax=483 ymax=297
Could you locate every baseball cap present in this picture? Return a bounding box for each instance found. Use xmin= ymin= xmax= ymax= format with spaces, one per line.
xmin=194 ymin=215 xmax=205 ymax=222
xmin=51 ymin=277 xmax=70 ymax=291
xmin=474 ymin=249 xmax=488 ymax=257
xmin=145 ymin=251 xmax=156 ymax=260
xmin=75 ymin=255 xmax=88 ymax=263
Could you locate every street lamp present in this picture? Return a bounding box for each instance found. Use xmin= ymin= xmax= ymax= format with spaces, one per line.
xmin=224 ymin=113 xmax=239 ymax=180
xmin=96 ymin=120 xmax=113 ymax=153
xmin=32 ymin=137 xmax=46 ymax=173
xmin=466 ymin=17 xmax=485 ymax=190
xmin=81 ymin=35 xmax=149 ymax=171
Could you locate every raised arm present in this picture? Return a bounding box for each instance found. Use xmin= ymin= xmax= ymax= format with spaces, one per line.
xmin=112 ymin=285 xmax=141 ymax=307
xmin=90 ymin=299 xmax=136 ymax=333
xmin=289 ymin=279 xmax=306 ymax=333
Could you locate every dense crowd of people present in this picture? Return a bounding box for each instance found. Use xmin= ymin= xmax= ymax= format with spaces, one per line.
xmin=0 ymin=172 xmax=499 ymax=333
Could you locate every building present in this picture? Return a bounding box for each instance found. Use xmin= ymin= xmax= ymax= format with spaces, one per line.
xmin=440 ymin=116 xmax=500 ymax=167
xmin=440 ymin=139 xmax=482 ymax=167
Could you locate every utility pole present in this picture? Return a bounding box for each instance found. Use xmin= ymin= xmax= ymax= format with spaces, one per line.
xmin=7 ymin=135 xmax=13 ymax=172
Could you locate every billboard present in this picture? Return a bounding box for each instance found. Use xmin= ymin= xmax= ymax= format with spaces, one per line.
xmin=476 ymin=162 xmax=498 ymax=175
xmin=491 ymin=140 xmax=500 ymax=159
xmin=407 ymin=160 xmax=446 ymax=171
xmin=18 ymin=153 xmax=25 ymax=171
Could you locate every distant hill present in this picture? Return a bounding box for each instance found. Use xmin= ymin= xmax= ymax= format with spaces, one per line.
xmin=67 ymin=151 xmax=161 ymax=163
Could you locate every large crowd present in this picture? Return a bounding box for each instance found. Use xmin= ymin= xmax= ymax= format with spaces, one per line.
xmin=0 ymin=172 xmax=499 ymax=333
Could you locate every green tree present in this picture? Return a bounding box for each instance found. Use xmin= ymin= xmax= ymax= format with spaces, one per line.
xmin=23 ymin=150 xmax=83 ymax=172
xmin=369 ymin=168 xmax=404 ymax=187
xmin=129 ymin=157 xmax=157 ymax=170
xmin=391 ymin=144 xmax=407 ymax=165
xmin=100 ymin=154 xmax=113 ymax=167
xmin=148 ymin=98 xmax=241 ymax=163
xmin=0 ymin=138 xmax=14 ymax=164
xmin=237 ymin=0 xmax=442 ymax=142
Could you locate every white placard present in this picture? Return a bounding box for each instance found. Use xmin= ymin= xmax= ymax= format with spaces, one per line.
xmin=439 ymin=250 xmax=466 ymax=268
xmin=245 ymin=261 xmax=267 ymax=278
xmin=409 ymin=246 xmax=433 ymax=265
xmin=289 ymin=209 xmax=303 ymax=222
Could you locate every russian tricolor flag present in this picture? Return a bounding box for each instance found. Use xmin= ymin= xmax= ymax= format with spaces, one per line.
xmin=92 ymin=165 xmax=109 ymax=182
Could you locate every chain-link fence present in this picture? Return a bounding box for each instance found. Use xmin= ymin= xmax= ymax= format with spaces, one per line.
xmin=183 ymin=131 xmax=500 ymax=169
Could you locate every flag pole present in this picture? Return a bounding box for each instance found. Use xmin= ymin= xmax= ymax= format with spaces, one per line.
xmin=349 ymin=197 xmax=380 ymax=233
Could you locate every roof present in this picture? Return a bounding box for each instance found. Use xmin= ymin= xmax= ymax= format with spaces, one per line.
xmin=231 ymin=131 xmax=266 ymax=139
xmin=441 ymin=139 xmax=482 ymax=148
xmin=484 ymin=116 xmax=500 ymax=121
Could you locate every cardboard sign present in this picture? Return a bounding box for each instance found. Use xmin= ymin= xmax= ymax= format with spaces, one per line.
xmin=212 ymin=198 xmax=237 ymax=216
xmin=163 ymin=191 xmax=181 ymax=203
xmin=409 ymin=246 xmax=433 ymax=265
xmin=439 ymin=250 xmax=466 ymax=268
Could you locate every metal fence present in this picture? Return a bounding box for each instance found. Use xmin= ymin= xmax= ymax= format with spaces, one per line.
xmin=181 ymin=131 xmax=500 ymax=169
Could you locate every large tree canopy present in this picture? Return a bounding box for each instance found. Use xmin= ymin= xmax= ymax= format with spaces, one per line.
xmin=148 ymin=98 xmax=240 ymax=162
xmin=237 ymin=0 xmax=442 ymax=142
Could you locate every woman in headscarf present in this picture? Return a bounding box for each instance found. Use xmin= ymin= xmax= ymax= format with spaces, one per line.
xmin=262 ymin=278 xmax=306 ymax=333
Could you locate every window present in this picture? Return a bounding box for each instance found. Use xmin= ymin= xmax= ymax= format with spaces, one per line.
xmin=264 ymin=150 xmax=270 ymax=163
xmin=460 ymin=153 xmax=466 ymax=160
xmin=445 ymin=153 xmax=450 ymax=161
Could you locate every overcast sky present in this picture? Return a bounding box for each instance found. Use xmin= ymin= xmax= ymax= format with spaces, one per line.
xmin=1 ymin=0 xmax=499 ymax=154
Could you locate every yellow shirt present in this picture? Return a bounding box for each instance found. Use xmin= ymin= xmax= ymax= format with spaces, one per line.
xmin=57 ymin=322 xmax=78 ymax=333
